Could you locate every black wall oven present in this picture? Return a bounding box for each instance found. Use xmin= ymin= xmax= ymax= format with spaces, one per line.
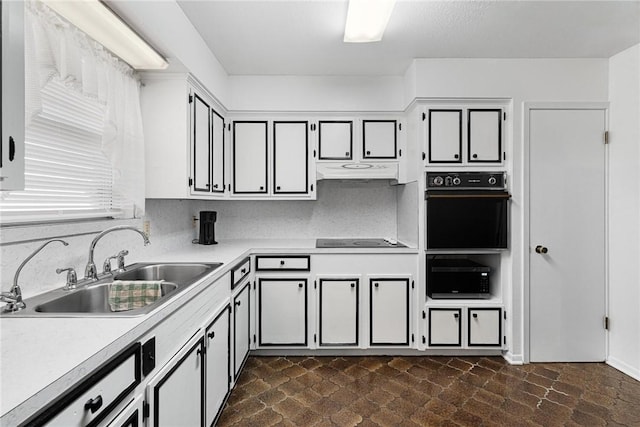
xmin=425 ymin=172 xmax=510 ymax=250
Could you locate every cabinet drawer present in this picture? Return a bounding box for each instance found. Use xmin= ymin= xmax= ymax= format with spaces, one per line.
xmin=231 ymin=257 xmax=251 ymax=289
xmin=26 ymin=343 xmax=141 ymax=427
xmin=255 ymin=255 xmax=310 ymax=271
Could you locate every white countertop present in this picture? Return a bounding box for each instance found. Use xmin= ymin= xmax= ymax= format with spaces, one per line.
xmin=0 ymin=239 xmax=417 ymax=425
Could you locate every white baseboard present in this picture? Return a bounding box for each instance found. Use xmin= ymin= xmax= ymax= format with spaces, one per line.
xmin=607 ymin=356 xmax=640 ymax=381
xmin=503 ymin=351 xmax=524 ymax=365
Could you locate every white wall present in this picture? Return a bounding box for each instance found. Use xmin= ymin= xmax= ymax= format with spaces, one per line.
xmin=607 ymin=44 xmax=640 ymax=380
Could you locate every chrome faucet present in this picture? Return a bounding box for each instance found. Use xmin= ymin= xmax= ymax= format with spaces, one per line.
xmin=85 ymin=226 xmax=150 ymax=280
xmin=1 ymin=239 xmax=69 ymax=312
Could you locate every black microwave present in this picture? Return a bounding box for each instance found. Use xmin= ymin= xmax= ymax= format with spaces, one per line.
xmin=427 ymin=258 xmax=491 ymax=299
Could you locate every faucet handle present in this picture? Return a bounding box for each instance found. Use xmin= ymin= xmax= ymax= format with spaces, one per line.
xmin=102 ymin=255 xmax=118 ymax=274
xmin=57 ymin=267 xmax=78 ymax=290
xmin=116 ymin=250 xmax=129 ymax=270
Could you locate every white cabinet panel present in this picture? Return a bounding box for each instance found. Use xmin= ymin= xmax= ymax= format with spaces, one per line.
xmin=370 ymin=278 xmax=409 ymax=345
xmin=0 ymin=0 xmax=25 ymax=191
xmin=211 ymin=110 xmax=225 ymax=192
xmin=146 ymin=334 xmax=204 ymax=427
xmin=468 ymin=308 xmax=502 ymax=347
xmin=233 ymin=283 xmax=250 ymax=378
xmin=205 ymin=307 xmax=230 ymax=426
xmin=103 ymin=394 xmax=143 ymax=427
xmin=192 ymin=94 xmax=210 ymax=192
xmin=428 ymin=110 xmax=462 ymax=163
xmin=233 ymin=121 xmax=268 ymax=194
xmin=318 ymin=121 xmax=353 ymax=160
xmin=259 ymin=278 xmax=307 ymax=346
xmin=319 ymin=279 xmax=358 ymax=346
xmin=273 ymin=121 xmax=308 ymax=194
xmin=363 ymin=120 xmax=397 ymax=159
xmin=428 ymin=308 xmax=462 ymax=347
xmin=468 ymin=109 xmax=502 ymax=162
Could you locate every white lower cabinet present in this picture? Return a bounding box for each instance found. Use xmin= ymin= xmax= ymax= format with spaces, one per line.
xmin=468 ymin=307 xmax=503 ymax=347
xmin=370 ymin=278 xmax=410 ymax=346
xmin=427 ymin=306 xmax=504 ymax=348
xmin=319 ymin=278 xmax=359 ymax=346
xmin=233 ymin=282 xmax=251 ymax=378
xmin=205 ymin=306 xmax=231 ymax=427
xmin=105 ymin=394 xmax=144 ymax=427
xmin=428 ymin=308 xmax=462 ymax=347
xmin=146 ymin=333 xmax=205 ymax=427
xmin=258 ymin=278 xmax=308 ymax=346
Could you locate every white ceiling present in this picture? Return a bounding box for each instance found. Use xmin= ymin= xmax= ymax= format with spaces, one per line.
xmin=177 ymin=0 xmax=640 ymax=76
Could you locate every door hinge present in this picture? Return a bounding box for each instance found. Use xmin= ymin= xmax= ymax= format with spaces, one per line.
xmin=422 ymin=336 xmax=426 ymax=344
xmin=313 ymin=149 xmax=316 ymax=158
xmin=503 ymin=112 xmax=506 ymax=120
xmin=503 ymin=152 xmax=506 ymax=161
xmin=188 ymin=94 xmax=193 ymax=104
xmin=253 ymin=334 xmax=256 ymax=343
xmin=253 ymin=280 xmax=256 ymax=290
xmin=422 ymin=112 xmax=426 ymax=121
xmin=143 ymin=401 xmax=150 ymax=419
xmin=411 ymin=333 xmax=415 ymax=343
xmin=398 ymin=123 xmax=402 ymax=131
xmin=314 ymin=334 xmax=317 ymax=343
xmin=422 ymin=152 xmax=426 ymax=161
xmin=604 ymin=131 xmax=609 ymax=145
xmin=399 ymin=149 xmax=402 ymax=157
xmin=310 ymin=184 xmax=314 ymax=192
xmin=503 ymin=336 xmax=507 ymax=345
xmin=314 ymin=280 xmax=317 ymax=289
xmin=422 ymin=310 xmax=426 ymax=319
xmin=411 ymin=280 xmax=415 ymax=289
xmin=504 ymin=311 xmax=507 ymax=320
xmin=605 ymin=316 xmax=610 ymax=330
xmin=228 ymin=123 xmax=231 ymax=131
xmin=188 ymin=177 xmax=193 ymax=187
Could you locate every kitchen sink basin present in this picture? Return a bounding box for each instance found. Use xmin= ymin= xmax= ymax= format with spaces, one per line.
xmin=1 ymin=262 xmax=223 ymax=317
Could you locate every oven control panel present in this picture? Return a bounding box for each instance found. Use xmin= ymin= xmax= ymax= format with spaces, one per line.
xmin=426 ymin=172 xmax=506 ymax=190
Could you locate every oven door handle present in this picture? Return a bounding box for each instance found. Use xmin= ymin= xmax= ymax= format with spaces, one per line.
xmin=425 ymin=193 xmax=511 ymax=199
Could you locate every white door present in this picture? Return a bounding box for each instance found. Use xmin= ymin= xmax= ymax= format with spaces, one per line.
xmin=468 ymin=109 xmax=502 ymax=162
xmin=233 ymin=121 xmax=267 ymax=194
xmin=205 ymin=308 xmax=229 ymax=427
xmin=259 ymin=279 xmax=307 ymax=346
xmin=428 ymin=110 xmax=462 ymax=163
xmin=192 ymin=93 xmax=210 ymax=193
xmin=529 ymin=108 xmax=606 ymax=362
xmin=319 ymin=279 xmax=358 ymax=346
xmin=318 ymin=121 xmax=352 ymax=160
xmin=370 ymin=278 xmax=409 ymax=345
xmin=273 ymin=121 xmax=308 ymax=194
xmin=211 ymin=110 xmax=225 ymax=193
xmin=233 ymin=284 xmax=250 ymax=378
xmin=363 ymin=120 xmax=397 ymax=159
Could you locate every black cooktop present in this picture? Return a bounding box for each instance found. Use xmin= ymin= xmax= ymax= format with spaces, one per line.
xmin=316 ymin=238 xmax=407 ymax=248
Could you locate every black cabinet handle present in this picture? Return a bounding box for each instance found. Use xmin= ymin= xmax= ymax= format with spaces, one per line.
xmin=205 ymin=183 xmax=210 ymax=188
xmin=84 ymin=395 xmax=103 ymax=414
xmin=374 ymin=283 xmax=379 ymax=288
xmin=213 ymin=184 xmax=218 ymax=189
xmin=208 ymin=331 xmax=215 ymax=339
xmin=473 ymin=154 xmax=478 ymax=159
xmin=366 ymin=151 xmax=371 ymax=155
xmin=197 ymin=348 xmax=203 ymax=356
xmin=280 ymin=260 xmax=285 ymax=266
xmin=259 ymin=186 xmax=264 ymax=190
xmin=9 ymin=136 xmax=16 ymax=162
xmin=276 ymin=186 xmax=281 ymax=190
xmin=345 ymin=151 xmax=350 ymax=156
xmin=454 ymin=154 xmax=459 ymax=159
xmin=235 ymin=300 xmax=241 ymax=306
xmin=350 ymin=283 xmax=355 ymax=288
xmin=298 ymin=283 xmax=303 ymax=288
xmin=454 ymin=313 xmax=459 ymax=319
xmin=472 ymin=313 xmax=478 ymax=319
xmin=241 ymin=268 xmax=246 ymax=274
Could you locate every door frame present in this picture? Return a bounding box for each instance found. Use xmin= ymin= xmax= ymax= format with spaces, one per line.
xmin=523 ymin=102 xmax=609 ymax=363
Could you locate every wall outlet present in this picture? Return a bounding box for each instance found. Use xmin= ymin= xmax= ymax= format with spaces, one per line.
xmin=143 ymin=220 xmax=151 ymax=237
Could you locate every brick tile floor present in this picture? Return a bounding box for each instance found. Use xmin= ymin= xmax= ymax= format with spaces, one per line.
xmin=217 ymin=356 xmax=640 ymax=426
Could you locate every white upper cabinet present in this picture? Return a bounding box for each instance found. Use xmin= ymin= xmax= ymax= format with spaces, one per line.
xmin=427 ymin=110 xmax=462 ymax=163
xmin=232 ymin=121 xmax=268 ymax=194
xmin=317 ymin=121 xmax=353 ymax=160
xmin=0 ymin=0 xmax=25 ymax=191
xmin=192 ymin=94 xmax=211 ymax=192
xmin=468 ymin=109 xmax=502 ymax=163
xmin=211 ymin=110 xmax=225 ymax=192
xmin=363 ymin=120 xmax=397 ymax=159
xmin=273 ymin=121 xmax=309 ymax=194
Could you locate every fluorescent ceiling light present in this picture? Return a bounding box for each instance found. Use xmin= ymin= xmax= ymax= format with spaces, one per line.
xmin=344 ymin=0 xmax=396 ymax=43
xmin=42 ymin=0 xmax=168 ymax=70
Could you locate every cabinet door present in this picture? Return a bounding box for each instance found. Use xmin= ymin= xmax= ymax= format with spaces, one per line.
xmin=205 ymin=307 xmax=230 ymax=426
xmin=319 ymin=279 xmax=358 ymax=346
xmin=468 ymin=109 xmax=502 ymax=163
xmin=468 ymin=307 xmax=502 ymax=347
xmin=318 ymin=121 xmax=353 ymax=160
xmin=370 ymin=278 xmax=409 ymax=345
xmin=146 ymin=334 xmax=204 ymax=427
xmin=273 ymin=121 xmax=308 ymax=194
xmin=103 ymin=395 xmax=143 ymax=427
xmin=192 ymin=93 xmax=211 ymax=193
xmin=211 ymin=110 xmax=225 ymax=193
xmin=428 ymin=308 xmax=462 ymax=347
xmin=259 ymin=278 xmax=307 ymax=346
xmin=0 ymin=0 xmax=25 ymax=191
xmin=233 ymin=283 xmax=250 ymax=379
xmin=428 ymin=110 xmax=462 ymax=163
xmin=233 ymin=121 xmax=268 ymax=194
xmin=363 ymin=120 xmax=397 ymax=159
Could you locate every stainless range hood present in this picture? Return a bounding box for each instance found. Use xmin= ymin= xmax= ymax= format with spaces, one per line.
xmin=316 ymin=162 xmax=398 ymax=181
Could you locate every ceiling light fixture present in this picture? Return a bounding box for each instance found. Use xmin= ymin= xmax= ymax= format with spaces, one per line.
xmin=41 ymin=0 xmax=168 ymax=70
xmin=344 ymin=0 xmax=396 ymax=43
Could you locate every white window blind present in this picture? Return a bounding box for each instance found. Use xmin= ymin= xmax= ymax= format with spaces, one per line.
xmin=0 ymin=78 xmax=123 ymax=223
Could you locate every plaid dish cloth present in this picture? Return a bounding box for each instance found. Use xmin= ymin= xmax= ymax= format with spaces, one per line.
xmin=109 ymin=280 xmax=163 ymax=312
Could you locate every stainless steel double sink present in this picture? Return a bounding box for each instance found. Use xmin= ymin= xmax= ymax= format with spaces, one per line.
xmin=1 ymin=262 xmax=222 ymax=317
